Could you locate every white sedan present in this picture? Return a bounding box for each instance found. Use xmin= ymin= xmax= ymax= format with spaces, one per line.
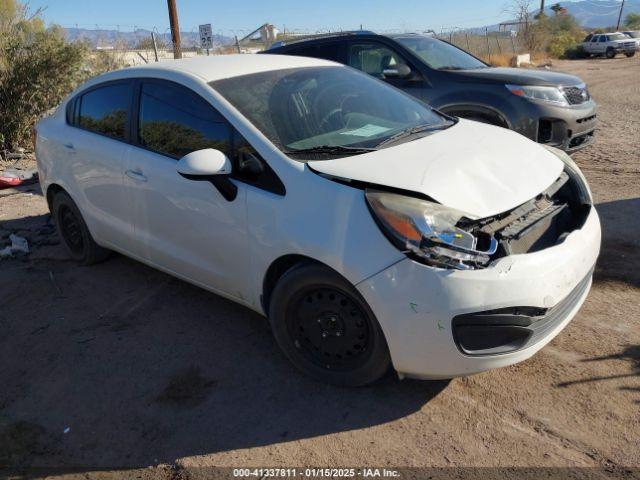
xmin=35 ymin=55 xmax=601 ymax=386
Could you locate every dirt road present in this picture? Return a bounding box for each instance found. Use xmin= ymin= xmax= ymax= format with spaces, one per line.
xmin=0 ymin=56 xmax=638 ymax=479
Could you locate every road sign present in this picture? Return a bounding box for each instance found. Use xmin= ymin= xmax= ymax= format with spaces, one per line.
xmin=199 ymin=24 xmax=213 ymax=49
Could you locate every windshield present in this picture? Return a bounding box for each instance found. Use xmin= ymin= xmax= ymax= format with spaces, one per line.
xmin=395 ymin=36 xmax=488 ymax=70
xmin=211 ymin=66 xmax=452 ymax=159
xmin=609 ymin=33 xmax=629 ymax=41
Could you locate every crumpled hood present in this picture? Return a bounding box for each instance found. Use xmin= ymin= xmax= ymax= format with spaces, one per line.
xmin=308 ymin=120 xmax=564 ymax=219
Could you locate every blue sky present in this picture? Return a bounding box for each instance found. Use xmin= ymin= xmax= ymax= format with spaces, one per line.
xmin=29 ymin=0 xmax=538 ymax=35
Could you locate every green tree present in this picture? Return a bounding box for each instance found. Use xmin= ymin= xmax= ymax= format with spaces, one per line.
xmin=0 ymin=0 xmax=89 ymax=152
xmin=625 ymin=13 xmax=640 ymax=29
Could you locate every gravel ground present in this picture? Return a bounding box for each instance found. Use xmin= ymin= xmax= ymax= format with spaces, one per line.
xmin=0 ymin=55 xmax=638 ymax=479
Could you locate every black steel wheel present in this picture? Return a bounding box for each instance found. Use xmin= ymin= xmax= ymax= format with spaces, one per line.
xmin=52 ymin=190 xmax=110 ymax=265
xmin=58 ymin=204 xmax=84 ymax=255
xmin=288 ymin=287 xmax=372 ymax=372
xmin=268 ymin=263 xmax=390 ymax=386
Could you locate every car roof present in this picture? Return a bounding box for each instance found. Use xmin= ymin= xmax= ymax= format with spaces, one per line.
xmin=112 ymin=54 xmax=340 ymax=82
xmin=267 ymin=32 xmax=436 ymax=51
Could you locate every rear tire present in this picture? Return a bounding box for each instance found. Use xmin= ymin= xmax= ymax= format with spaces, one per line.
xmin=606 ymin=47 xmax=616 ymax=59
xmin=268 ymin=263 xmax=391 ymax=386
xmin=52 ymin=191 xmax=110 ymax=265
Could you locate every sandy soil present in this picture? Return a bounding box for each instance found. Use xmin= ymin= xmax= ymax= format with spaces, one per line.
xmin=0 ymin=55 xmax=638 ymax=479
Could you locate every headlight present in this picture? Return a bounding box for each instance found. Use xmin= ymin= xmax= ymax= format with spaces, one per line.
xmin=542 ymin=145 xmax=593 ymax=204
xmin=365 ymin=190 xmax=498 ymax=270
xmin=505 ymin=84 xmax=569 ymax=106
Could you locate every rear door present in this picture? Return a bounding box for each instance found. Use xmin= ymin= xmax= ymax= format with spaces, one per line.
xmin=123 ymin=79 xmax=250 ymax=298
xmin=65 ymin=80 xmax=136 ymax=251
xmin=346 ymin=40 xmax=429 ymax=102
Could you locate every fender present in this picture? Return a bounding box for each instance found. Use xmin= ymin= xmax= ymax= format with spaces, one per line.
xmin=438 ymin=102 xmax=512 ymax=129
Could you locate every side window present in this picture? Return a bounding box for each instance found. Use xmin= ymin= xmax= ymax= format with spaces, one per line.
xmin=289 ymin=43 xmax=342 ymax=62
xmin=348 ymin=43 xmax=405 ymax=78
xmin=232 ymin=131 xmax=285 ymax=195
xmin=77 ymin=83 xmax=131 ymax=140
xmin=600 ymin=36 xmax=608 ymax=42
xmin=591 ymin=35 xmax=599 ymax=43
xmin=138 ymin=81 xmax=231 ymax=159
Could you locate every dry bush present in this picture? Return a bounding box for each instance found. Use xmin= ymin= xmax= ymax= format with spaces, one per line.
xmin=0 ymin=0 xmax=89 ymax=152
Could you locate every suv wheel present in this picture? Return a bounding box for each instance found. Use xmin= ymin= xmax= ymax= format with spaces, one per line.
xmin=606 ymin=47 xmax=616 ymax=59
xmin=625 ymin=51 xmax=636 ymax=58
xmin=268 ymin=263 xmax=391 ymax=386
xmin=52 ymin=191 xmax=111 ymax=265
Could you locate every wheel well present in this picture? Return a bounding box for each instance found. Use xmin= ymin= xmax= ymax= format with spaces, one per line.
xmin=45 ymin=183 xmax=65 ymax=211
xmin=261 ymin=254 xmax=325 ymax=314
xmin=441 ymin=106 xmax=509 ymax=128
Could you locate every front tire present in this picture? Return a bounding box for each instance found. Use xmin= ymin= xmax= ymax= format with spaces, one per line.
xmin=606 ymin=47 xmax=616 ymax=59
xmin=52 ymin=191 xmax=110 ymax=265
xmin=625 ymin=51 xmax=636 ymax=58
xmin=268 ymin=263 xmax=391 ymax=386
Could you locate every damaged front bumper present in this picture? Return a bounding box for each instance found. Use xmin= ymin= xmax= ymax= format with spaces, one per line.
xmin=356 ymin=206 xmax=601 ymax=379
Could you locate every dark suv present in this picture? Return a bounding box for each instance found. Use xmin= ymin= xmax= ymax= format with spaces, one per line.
xmin=265 ymin=32 xmax=598 ymax=152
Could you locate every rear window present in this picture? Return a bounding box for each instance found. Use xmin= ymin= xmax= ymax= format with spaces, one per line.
xmin=286 ymin=43 xmax=342 ymax=62
xmin=78 ymin=83 xmax=131 ymax=140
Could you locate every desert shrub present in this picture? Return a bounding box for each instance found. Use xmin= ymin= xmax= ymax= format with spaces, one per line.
xmin=0 ymin=0 xmax=90 ymax=152
xmin=625 ymin=13 xmax=640 ymax=30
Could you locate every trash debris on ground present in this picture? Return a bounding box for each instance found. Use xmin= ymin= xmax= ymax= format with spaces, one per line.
xmin=0 ymin=148 xmax=38 ymax=189
xmin=0 ymin=234 xmax=30 ymax=258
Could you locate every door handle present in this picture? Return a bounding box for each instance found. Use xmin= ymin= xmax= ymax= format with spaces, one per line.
xmin=63 ymin=142 xmax=75 ymax=150
xmin=125 ymin=169 xmax=148 ymax=182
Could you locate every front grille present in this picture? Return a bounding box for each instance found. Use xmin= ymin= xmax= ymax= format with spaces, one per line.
xmin=563 ymin=85 xmax=589 ymax=105
xmin=452 ymin=268 xmax=594 ymax=356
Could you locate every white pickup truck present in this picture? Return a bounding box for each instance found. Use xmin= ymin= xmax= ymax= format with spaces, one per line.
xmin=581 ymin=32 xmax=637 ymax=58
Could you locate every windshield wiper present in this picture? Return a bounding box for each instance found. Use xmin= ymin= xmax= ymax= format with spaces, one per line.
xmin=438 ymin=66 xmax=467 ymax=70
xmin=375 ymin=123 xmax=451 ymax=148
xmin=282 ymin=145 xmax=377 ymax=156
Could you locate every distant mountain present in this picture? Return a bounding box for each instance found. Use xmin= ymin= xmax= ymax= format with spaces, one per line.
xmin=63 ymin=27 xmax=232 ymax=49
xmin=466 ymin=0 xmax=640 ymax=33
xmin=560 ymin=0 xmax=640 ymax=28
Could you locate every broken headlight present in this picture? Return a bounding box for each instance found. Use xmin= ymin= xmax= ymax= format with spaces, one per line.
xmin=366 ymin=190 xmax=498 ymax=270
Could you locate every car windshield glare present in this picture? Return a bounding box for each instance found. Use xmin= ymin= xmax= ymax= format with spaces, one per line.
xmin=210 ymin=66 xmax=451 ymax=159
xmin=395 ymin=36 xmax=488 ymax=70
xmin=609 ymin=33 xmax=628 ymax=41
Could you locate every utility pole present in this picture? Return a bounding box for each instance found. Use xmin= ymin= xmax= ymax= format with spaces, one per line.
xmin=539 ymin=0 xmax=546 ymax=16
xmin=151 ymin=31 xmax=159 ymax=62
xmin=167 ymin=0 xmax=182 ymax=59
xmin=616 ymin=0 xmax=625 ymax=30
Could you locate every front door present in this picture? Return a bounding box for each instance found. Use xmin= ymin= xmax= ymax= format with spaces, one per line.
xmin=124 ymin=79 xmax=249 ymax=300
xmin=347 ymin=41 xmax=429 ymax=102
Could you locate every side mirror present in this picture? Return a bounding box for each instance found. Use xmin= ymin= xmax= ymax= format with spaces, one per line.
xmin=177 ymin=149 xmax=237 ymax=202
xmin=176 ymin=148 xmax=232 ymax=177
xmin=383 ymin=63 xmax=412 ymax=79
